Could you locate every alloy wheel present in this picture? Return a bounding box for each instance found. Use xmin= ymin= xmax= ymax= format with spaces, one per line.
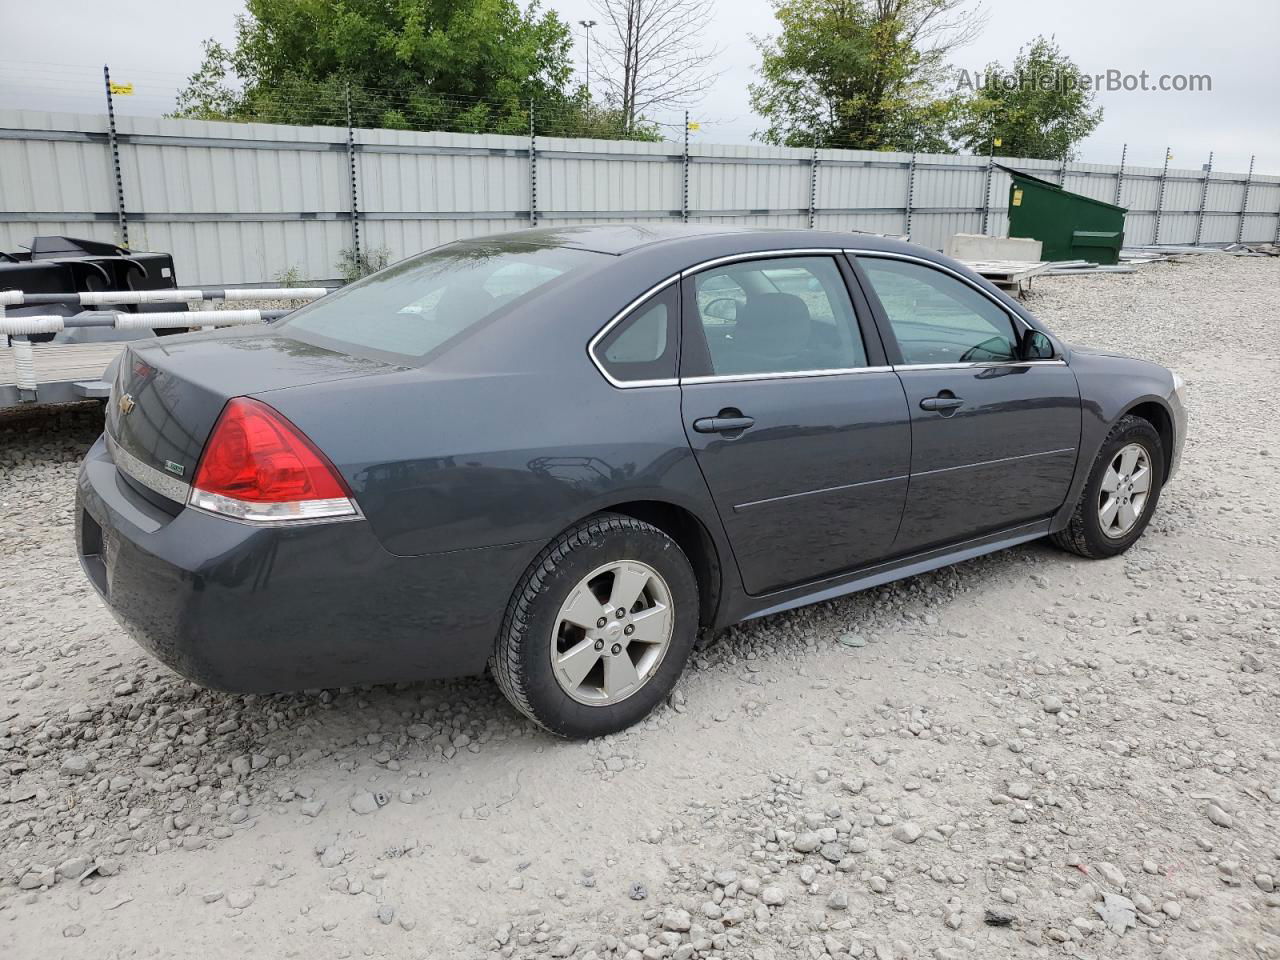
xmin=550 ymin=560 xmax=674 ymax=706
xmin=1098 ymin=442 xmax=1152 ymax=539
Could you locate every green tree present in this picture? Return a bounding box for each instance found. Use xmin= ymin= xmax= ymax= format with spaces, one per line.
xmin=172 ymin=0 xmax=657 ymax=139
xmin=952 ymin=36 xmax=1103 ymax=160
xmin=749 ymin=0 xmax=985 ymax=152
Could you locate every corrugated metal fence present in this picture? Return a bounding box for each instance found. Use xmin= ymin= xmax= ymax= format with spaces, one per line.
xmin=3 ymin=109 xmax=1278 ymax=286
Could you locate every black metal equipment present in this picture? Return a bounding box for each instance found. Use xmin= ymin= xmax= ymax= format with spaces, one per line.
xmin=0 ymin=236 xmax=187 ymax=343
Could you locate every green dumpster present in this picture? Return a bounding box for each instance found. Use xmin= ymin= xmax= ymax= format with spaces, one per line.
xmin=997 ymin=163 xmax=1127 ymax=264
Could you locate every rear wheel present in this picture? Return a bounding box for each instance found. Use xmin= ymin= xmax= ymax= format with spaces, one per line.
xmin=492 ymin=513 xmax=699 ymax=738
xmin=1052 ymin=415 xmax=1164 ymax=559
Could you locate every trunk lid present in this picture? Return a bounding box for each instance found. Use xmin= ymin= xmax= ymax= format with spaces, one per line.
xmin=106 ymin=326 xmax=391 ymax=501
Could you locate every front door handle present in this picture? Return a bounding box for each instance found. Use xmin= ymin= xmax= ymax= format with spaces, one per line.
xmin=920 ymin=395 xmax=964 ymax=412
xmin=693 ymin=415 xmax=755 ymax=434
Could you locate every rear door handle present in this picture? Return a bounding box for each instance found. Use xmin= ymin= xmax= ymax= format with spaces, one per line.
xmin=920 ymin=395 xmax=964 ymax=412
xmin=693 ymin=415 xmax=755 ymax=434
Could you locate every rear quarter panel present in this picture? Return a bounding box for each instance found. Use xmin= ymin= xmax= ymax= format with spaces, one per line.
xmin=260 ymin=366 xmax=723 ymax=560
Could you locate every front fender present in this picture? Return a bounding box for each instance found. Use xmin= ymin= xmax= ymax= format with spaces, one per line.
xmin=1050 ymin=349 xmax=1182 ymax=531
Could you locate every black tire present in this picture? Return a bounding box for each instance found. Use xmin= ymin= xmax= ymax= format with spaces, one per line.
xmin=1051 ymin=414 xmax=1164 ymax=559
xmin=491 ymin=513 xmax=700 ymax=738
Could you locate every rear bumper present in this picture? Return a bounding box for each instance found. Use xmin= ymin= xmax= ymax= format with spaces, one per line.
xmin=76 ymin=434 xmax=539 ymax=692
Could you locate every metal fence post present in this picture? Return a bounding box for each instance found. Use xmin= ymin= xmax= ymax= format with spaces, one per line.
xmin=807 ymin=132 xmax=819 ymax=229
xmin=1114 ymin=143 xmax=1126 ymax=207
xmin=981 ymin=151 xmax=995 ymax=235
xmin=344 ymin=82 xmax=361 ymax=263
xmin=529 ymin=103 xmax=538 ymax=227
xmin=1194 ymin=151 xmax=1213 ymax=247
xmin=1153 ymin=147 xmax=1171 ymax=246
xmin=1237 ymin=154 xmax=1255 ymax=244
xmin=905 ymin=152 xmax=917 ymax=240
xmin=102 ymin=64 xmax=129 ymax=249
xmin=682 ymin=111 xmax=690 ymax=224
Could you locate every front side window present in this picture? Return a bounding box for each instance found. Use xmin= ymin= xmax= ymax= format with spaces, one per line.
xmin=282 ymin=243 xmax=603 ymax=363
xmin=858 ymin=258 xmax=1020 ymax=366
xmin=689 ymin=256 xmax=866 ymax=377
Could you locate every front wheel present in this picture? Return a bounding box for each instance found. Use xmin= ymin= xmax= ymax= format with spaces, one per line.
xmin=491 ymin=513 xmax=699 ymax=738
xmin=1052 ymin=414 xmax=1164 ymax=559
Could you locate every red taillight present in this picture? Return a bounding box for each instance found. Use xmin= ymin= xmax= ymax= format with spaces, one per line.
xmin=190 ymin=398 xmax=355 ymax=522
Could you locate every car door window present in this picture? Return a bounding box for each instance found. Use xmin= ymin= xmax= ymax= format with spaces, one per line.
xmin=690 ymin=256 xmax=866 ymax=376
xmin=859 ymin=258 xmax=1019 ymax=365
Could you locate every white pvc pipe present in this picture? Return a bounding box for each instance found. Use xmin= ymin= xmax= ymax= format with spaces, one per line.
xmin=11 ymin=338 xmax=37 ymax=391
xmin=79 ymin=289 xmax=207 ymax=305
xmin=0 ymin=291 xmax=24 ymax=306
xmin=0 ymin=315 xmax=64 ymax=335
xmin=115 ymin=310 xmax=264 ymax=330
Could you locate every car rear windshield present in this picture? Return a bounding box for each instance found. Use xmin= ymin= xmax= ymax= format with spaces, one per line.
xmin=280 ymin=243 xmax=603 ymax=363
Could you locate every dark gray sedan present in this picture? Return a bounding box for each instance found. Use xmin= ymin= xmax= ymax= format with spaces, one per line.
xmin=77 ymin=225 xmax=1186 ymax=738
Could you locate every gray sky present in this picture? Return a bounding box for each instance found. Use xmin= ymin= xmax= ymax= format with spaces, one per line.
xmin=1 ymin=0 xmax=1277 ymax=174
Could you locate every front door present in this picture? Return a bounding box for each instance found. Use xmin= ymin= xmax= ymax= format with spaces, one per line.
xmin=679 ymin=254 xmax=911 ymax=595
xmin=853 ymin=254 xmax=1081 ymax=553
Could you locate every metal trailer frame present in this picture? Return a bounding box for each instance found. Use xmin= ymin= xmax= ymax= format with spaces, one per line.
xmin=1 ymin=287 xmax=332 ymax=408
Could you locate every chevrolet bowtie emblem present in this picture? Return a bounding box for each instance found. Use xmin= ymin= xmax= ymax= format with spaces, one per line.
xmin=118 ymin=392 xmax=136 ymax=415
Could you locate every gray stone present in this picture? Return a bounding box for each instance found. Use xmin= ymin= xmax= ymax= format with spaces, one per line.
xmin=1206 ymin=804 xmax=1233 ymax=828
xmin=662 ymin=908 xmax=692 ymax=932
xmin=793 ymin=832 xmax=821 ymax=853
xmin=57 ymin=857 xmax=90 ymax=879
xmin=60 ymin=755 xmax=92 ymax=776
xmin=893 ymin=822 xmax=922 ymax=844
xmin=227 ymin=889 xmax=255 ymax=910
xmin=1093 ymin=861 xmax=1127 ymax=890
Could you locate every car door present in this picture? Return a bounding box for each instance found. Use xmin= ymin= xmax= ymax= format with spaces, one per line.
xmin=679 ymin=253 xmax=911 ymax=595
xmin=852 ymin=253 xmax=1081 ymax=554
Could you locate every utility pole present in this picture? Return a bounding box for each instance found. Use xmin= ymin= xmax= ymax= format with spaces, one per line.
xmin=578 ymin=20 xmax=597 ymax=98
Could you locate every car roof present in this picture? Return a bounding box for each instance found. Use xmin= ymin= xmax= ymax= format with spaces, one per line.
xmin=451 ymin=223 xmax=924 ymax=258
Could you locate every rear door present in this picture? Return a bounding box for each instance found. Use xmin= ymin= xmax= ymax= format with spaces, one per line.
xmin=852 ymin=254 xmax=1081 ymax=553
xmin=679 ymin=253 xmax=911 ymax=595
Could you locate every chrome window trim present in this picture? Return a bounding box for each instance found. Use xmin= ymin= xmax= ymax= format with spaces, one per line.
xmin=587 ymin=247 xmax=1068 ymax=389
xmin=682 ymin=365 xmax=893 ymax=386
xmin=891 ymin=359 xmax=1068 ymax=372
xmin=678 ymin=248 xmax=847 ymax=278
xmin=106 ymin=430 xmax=191 ymax=503
xmin=588 ymin=249 xmax=848 ymax=390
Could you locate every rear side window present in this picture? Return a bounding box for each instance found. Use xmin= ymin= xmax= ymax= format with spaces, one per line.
xmin=688 ymin=256 xmax=866 ymax=377
xmin=592 ymin=284 xmax=678 ymax=384
xmin=858 ymin=257 xmax=1019 ymax=365
xmin=281 ymin=244 xmax=603 ymax=363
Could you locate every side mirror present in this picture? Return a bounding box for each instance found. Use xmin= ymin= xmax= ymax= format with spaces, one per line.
xmin=1023 ymin=330 xmax=1056 ymax=360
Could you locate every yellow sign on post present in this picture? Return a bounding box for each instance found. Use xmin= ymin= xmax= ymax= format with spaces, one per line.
xmin=109 ymin=82 xmax=134 ymax=96
xmin=687 ymin=121 xmax=701 ymax=132
xmin=993 ymin=137 xmax=1002 ymax=147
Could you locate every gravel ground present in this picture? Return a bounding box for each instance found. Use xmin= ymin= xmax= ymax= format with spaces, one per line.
xmin=1 ymin=254 xmax=1279 ymax=960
